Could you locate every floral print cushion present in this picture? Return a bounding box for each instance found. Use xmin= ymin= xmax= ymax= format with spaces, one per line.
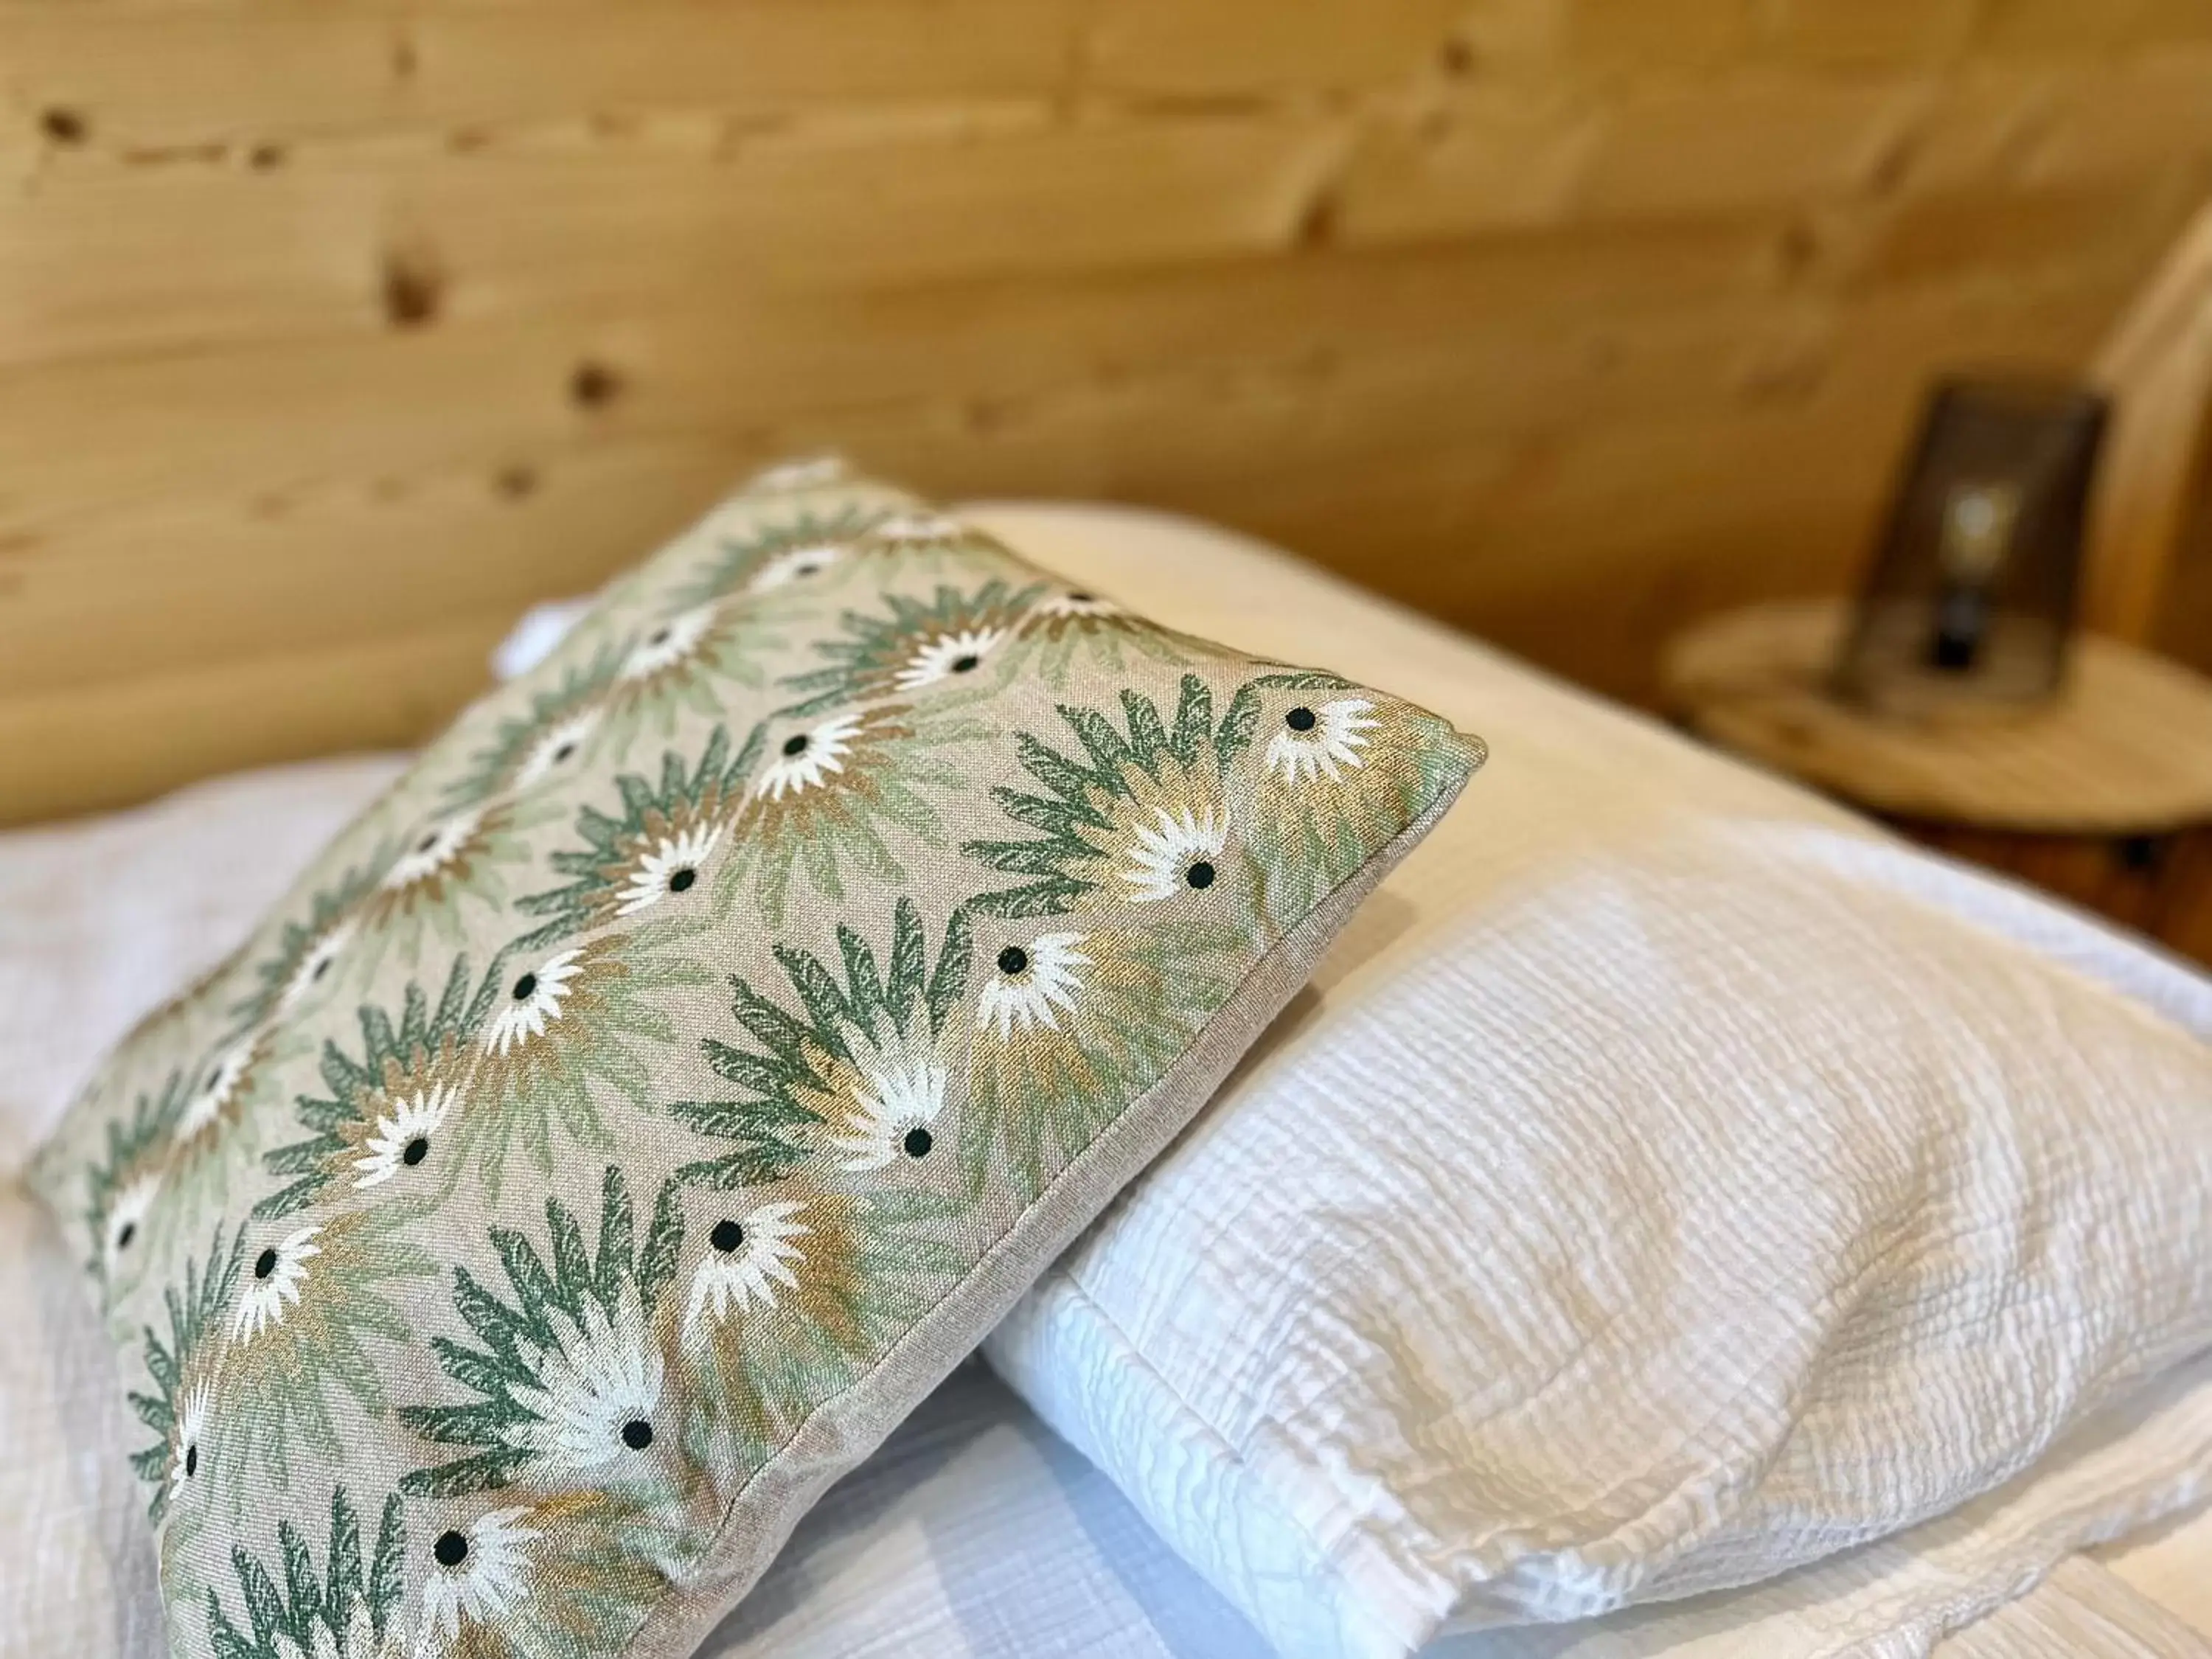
xmin=31 ymin=461 xmax=1484 ymax=1659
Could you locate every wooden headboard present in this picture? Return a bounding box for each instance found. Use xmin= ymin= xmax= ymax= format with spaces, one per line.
xmin=7 ymin=1 xmax=2212 ymax=824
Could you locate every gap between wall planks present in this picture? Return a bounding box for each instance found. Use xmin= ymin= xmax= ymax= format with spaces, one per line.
xmin=5 ymin=0 xmax=2212 ymax=824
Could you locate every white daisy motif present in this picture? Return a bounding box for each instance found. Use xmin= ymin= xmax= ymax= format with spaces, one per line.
xmin=824 ymin=1056 xmax=949 ymax=1171
xmin=175 ymin=1038 xmax=257 ymax=1145
xmin=751 ymin=713 xmax=864 ymax=801
xmin=514 ymin=710 xmax=601 ymax=790
xmin=745 ymin=543 xmax=846 ymax=593
xmin=616 ymin=824 xmax=722 ymax=916
xmin=868 ymin=510 xmax=965 ymax=546
xmin=279 ymin=921 xmax=357 ymax=1013
xmin=105 ymin=1169 xmax=161 ymax=1265
xmin=351 ymin=1083 xmax=458 ymax=1189
xmin=742 ymin=453 xmax=848 ymax=495
xmin=684 ymin=1200 xmax=812 ymax=1336
xmin=894 ymin=627 xmax=1006 ymax=692
xmin=232 ymin=1225 xmax=323 ymax=1343
xmin=169 ymin=1379 xmax=212 ymax=1503
xmin=1120 ymin=804 xmax=1230 ymax=902
xmin=380 ymin=809 xmax=484 ymax=891
xmin=483 ymin=950 xmax=586 ymax=1057
xmin=975 ymin=933 xmax=1091 ymax=1040
xmin=1265 ymin=698 xmax=1380 ymax=785
xmin=420 ymin=1506 xmax=540 ymax=1644
xmin=617 ymin=603 xmax=718 ymax=682
xmin=504 ymin=1290 xmax=664 ymax=1481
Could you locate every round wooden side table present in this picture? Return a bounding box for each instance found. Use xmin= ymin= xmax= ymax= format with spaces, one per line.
xmin=1660 ymin=599 xmax=2212 ymax=967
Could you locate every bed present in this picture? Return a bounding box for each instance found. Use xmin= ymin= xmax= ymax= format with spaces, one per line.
xmin=6 ymin=500 xmax=2212 ymax=1659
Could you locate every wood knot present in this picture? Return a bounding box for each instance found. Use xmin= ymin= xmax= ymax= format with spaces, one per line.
xmin=380 ymin=247 xmax=444 ymax=330
xmin=570 ymin=361 xmax=624 ymax=410
xmin=40 ymin=107 xmax=89 ymax=146
xmin=1294 ymin=187 xmax=1340 ymax=251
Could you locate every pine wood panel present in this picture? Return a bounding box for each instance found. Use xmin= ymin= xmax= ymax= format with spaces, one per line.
xmin=6 ymin=0 xmax=2212 ymax=824
xmin=0 ymin=267 xmax=2132 ymax=702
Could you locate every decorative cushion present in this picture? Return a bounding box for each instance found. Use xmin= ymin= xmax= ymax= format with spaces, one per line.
xmin=28 ymin=462 xmax=1481 ymax=1659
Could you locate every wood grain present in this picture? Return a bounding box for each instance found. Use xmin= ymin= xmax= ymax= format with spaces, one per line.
xmin=5 ymin=0 xmax=2212 ymax=824
xmin=2089 ymin=195 xmax=2212 ymax=643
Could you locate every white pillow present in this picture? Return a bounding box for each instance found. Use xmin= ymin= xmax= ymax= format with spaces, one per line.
xmin=959 ymin=505 xmax=2212 ymax=1659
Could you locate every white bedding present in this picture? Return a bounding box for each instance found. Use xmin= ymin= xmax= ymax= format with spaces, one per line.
xmin=4 ymin=502 xmax=2211 ymax=1659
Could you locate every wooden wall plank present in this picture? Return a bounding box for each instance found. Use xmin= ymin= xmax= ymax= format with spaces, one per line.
xmin=1852 ymin=166 xmax=2206 ymax=291
xmin=0 ymin=617 xmax=504 ymax=827
xmin=0 ymin=112 xmax=1343 ymax=367
xmin=0 ymin=265 xmax=2134 ymax=714
xmin=1573 ymin=74 xmax=1928 ymax=219
xmin=0 ymin=222 xmax=1798 ymax=523
xmin=1075 ymin=0 xmax=1465 ymax=96
xmin=1540 ymin=0 xmax=1753 ymax=75
xmin=1 ymin=4 xmax=1080 ymax=147
xmin=3 ymin=0 xmax=2207 ymax=822
xmin=2014 ymin=48 xmax=2212 ymax=183
xmin=1752 ymin=0 xmax=1981 ymax=69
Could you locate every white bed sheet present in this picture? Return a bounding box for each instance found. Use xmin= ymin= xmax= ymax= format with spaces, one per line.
xmin=4 ymin=502 xmax=2210 ymax=1659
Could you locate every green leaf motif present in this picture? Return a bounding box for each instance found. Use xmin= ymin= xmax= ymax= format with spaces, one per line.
xmin=258 ymin=956 xmax=493 ymax=1221
xmin=214 ymin=1208 xmax=435 ymax=1503
xmin=400 ymin=1166 xmax=684 ymax=1500
xmin=777 ymin=579 xmax=1043 ymax=717
xmin=962 ymin=672 xmax=1235 ymax=918
xmin=128 ymin=1222 xmax=245 ymax=1520
xmin=674 ymin=501 xmax=891 ymax=607
xmin=438 ymin=648 xmax=621 ymax=814
xmin=517 ymin=723 xmax=765 ymax=947
xmin=669 ymin=898 xmax=971 ymax=1191
xmin=203 ymin=1486 xmax=406 ymax=1659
